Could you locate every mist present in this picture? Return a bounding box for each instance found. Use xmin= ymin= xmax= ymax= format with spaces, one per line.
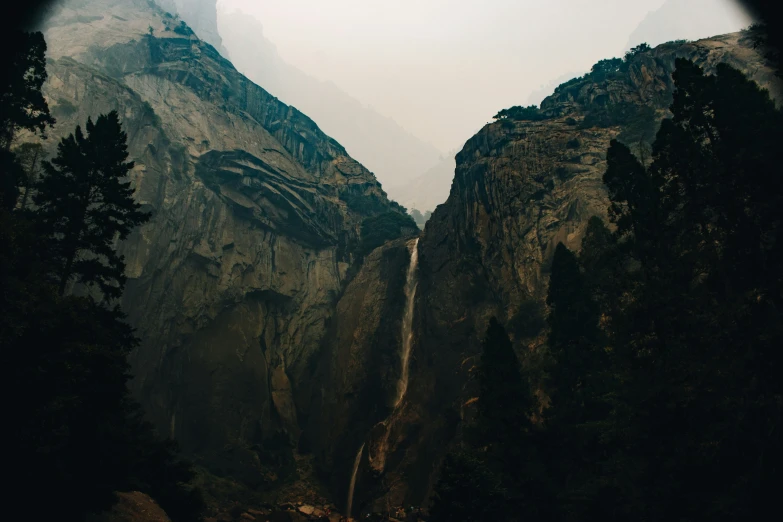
xmin=218 ymin=0 xmax=752 ymax=154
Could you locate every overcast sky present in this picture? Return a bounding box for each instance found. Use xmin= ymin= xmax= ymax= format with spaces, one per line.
xmin=218 ymin=0 xmax=752 ymax=152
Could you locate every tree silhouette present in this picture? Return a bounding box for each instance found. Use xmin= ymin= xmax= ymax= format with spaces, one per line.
xmin=35 ymin=111 xmax=150 ymax=297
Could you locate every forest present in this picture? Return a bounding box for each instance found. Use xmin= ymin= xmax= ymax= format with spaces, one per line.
xmin=432 ymin=57 xmax=783 ymax=522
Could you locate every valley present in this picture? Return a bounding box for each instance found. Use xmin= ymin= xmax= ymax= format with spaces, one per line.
xmin=4 ymin=0 xmax=781 ymax=521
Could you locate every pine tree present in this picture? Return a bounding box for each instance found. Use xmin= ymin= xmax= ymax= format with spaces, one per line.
xmin=597 ymin=59 xmax=783 ymax=520
xmin=542 ymin=243 xmax=613 ymax=521
xmin=0 ymin=31 xmax=53 ymax=210
xmin=546 ymin=243 xmax=604 ymax=414
xmin=35 ymin=111 xmax=150 ymax=297
xmin=3 ymin=31 xmax=201 ymax=522
xmin=476 ymin=317 xmax=534 ymax=448
xmin=0 ymin=31 xmax=54 ymax=150
xmin=432 ymin=319 xmax=551 ymax=522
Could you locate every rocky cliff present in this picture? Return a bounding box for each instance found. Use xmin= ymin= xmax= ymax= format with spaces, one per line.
xmin=38 ymin=0 xmax=403 ymax=489
xmin=318 ymin=31 xmax=781 ymax=513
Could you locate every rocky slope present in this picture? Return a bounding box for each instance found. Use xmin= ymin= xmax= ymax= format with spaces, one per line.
xmin=37 ymin=0 xmax=404 ymax=489
xmin=318 ymin=31 xmax=781 ymax=514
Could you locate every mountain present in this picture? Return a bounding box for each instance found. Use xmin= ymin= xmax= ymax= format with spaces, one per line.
xmin=38 ymin=0 xmax=407 ymax=491
xmin=216 ymin=7 xmax=444 ymax=202
xmin=315 ymin=31 xmax=780 ymax=512
xmin=30 ymin=0 xmax=782 ymax=515
xmin=154 ymin=0 xmax=227 ymax=55
xmin=626 ymin=0 xmax=753 ymax=50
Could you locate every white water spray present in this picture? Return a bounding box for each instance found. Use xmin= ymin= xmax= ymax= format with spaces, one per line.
xmin=346 ymin=443 xmax=365 ymax=519
xmin=395 ymin=238 xmax=420 ymax=408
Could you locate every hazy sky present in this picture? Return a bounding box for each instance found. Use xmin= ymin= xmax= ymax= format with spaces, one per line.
xmin=218 ymin=0 xmax=752 ymax=152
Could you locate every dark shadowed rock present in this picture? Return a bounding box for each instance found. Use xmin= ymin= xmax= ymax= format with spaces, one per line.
xmin=35 ymin=0 xmax=401 ymax=486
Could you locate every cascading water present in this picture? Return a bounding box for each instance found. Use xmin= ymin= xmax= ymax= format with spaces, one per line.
xmin=395 ymin=238 xmax=420 ymax=407
xmin=346 ymin=443 xmax=365 ymax=520
xmin=345 ymin=238 xmax=420 ymax=517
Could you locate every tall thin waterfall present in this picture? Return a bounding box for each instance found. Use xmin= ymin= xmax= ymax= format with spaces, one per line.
xmin=346 ymin=443 xmax=365 ymax=519
xmin=394 ymin=238 xmax=420 ymax=408
xmin=345 ymin=238 xmax=420 ymax=517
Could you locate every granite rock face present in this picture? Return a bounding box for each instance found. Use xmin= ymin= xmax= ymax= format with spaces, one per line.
xmin=321 ymin=31 xmax=781 ymax=512
xmin=38 ymin=0 xmax=398 ymax=486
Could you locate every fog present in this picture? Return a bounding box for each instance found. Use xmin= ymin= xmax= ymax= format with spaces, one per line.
xmin=218 ymin=0 xmax=752 ymax=153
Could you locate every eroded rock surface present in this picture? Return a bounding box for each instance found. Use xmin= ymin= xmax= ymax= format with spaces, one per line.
xmin=37 ymin=0 xmax=400 ymax=486
xmin=322 ymin=31 xmax=781 ymax=512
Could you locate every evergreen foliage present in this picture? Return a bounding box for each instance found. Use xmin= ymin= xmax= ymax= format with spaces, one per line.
xmin=432 ymin=319 xmax=551 ymax=522
xmin=0 ymin=31 xmax=54 ymax=149
xmin=493 ymin=105 xmax=546 ymax=122
xmin=34 ymin=111 xmax=151 ymax=297
xmin=434 ymin=58 xmax=783 ymax=521
xmin=624 ymin=43 xmax=652 ymax=62
xmin=1 ymin=31 xmax=54 ymax=210
xmin=590 ymin=58 xmax=624 ymax=80
xmin=2 ymin=31 xmax=202 ymax=522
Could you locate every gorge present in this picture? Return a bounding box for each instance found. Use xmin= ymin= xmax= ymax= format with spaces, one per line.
xmin=7 ymin=0 xmax=782 ymax=520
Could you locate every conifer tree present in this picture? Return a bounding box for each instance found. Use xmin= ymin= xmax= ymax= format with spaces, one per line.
xmin=1 ymin=31 xmax=53 ymax=210
xmin=546 ymin=243 xmax=603 ymax=414
xmin=35 ymin=111 xmax=150 ymax=297
xmin=3 ymin=31 xmax=202 ymax=522
xmin=598 ymin=58 xmax=783 ymax=520
xmin=0 ymin=31 xmax=54 ymax=150
xmin=476 ymin=317 xmax=534 ymax=448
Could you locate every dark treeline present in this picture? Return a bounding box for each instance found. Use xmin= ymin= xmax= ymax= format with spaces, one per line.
xmin=432 ymin=58 xmax=783 ymax=521
xmin=2 ymin=30 xmax=205 ymax=521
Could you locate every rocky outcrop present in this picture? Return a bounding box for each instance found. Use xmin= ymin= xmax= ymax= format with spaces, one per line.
xmin=38 ymin=0 xmax=401 ymax=487
xmin=321 ymin=31 xmax=781 ymax=513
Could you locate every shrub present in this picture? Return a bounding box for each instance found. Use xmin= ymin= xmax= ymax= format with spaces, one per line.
xmin=624 ymin=43 xmax=652 ymax=62
xmin=554 ymin=76 xmax=584 ymax=94
xmin=493 ymin=105 xmax=547 ymax=122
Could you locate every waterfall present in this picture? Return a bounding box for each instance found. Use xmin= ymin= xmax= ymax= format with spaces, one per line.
xmin=394 ymin=238 xmax=420 ymax=408
xmin=346 ymin=238 xmax=420 ymax=515
xmin=346 ymin=443 xmax=365 ymax=519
